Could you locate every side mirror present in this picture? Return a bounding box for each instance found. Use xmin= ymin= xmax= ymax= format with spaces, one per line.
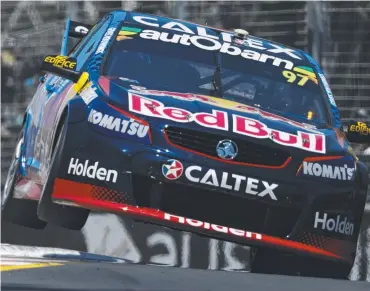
xmin=41 ymin=55 xmax=81 ymax=83
xmin=345 ymin=121 xmax=370 ymax=144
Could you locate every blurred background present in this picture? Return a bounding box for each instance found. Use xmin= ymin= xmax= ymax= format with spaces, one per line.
xmin=1 ymin=0 xmax=370 ymax=281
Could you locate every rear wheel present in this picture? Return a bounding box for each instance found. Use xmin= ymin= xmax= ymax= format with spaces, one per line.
xmin=37 ymin=117 xmax=89 ymax=230
xmin=251 ymin=248 xmax=352 ymax=279
xmin=1 ymin=129 xmax=46 ymax=229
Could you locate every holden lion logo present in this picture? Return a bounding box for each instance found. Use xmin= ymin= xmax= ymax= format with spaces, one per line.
xmin=216 ymin=140 xmax=238 ymax=160
xmin=162 ymin=159 xmax=183 ymax=180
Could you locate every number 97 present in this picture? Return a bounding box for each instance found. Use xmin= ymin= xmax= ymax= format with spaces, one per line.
xmin=282 ymin=71 xmax=309 ymax=86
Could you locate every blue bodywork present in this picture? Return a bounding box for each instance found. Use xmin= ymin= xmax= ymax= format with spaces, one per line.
xmin=17 ymin=10 xmax=368 ymax=264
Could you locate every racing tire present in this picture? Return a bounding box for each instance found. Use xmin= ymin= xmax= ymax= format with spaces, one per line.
xmin=1 ymin=128 xmax=47 ymax=229
xmin=251 ymin=248 xmax=352 ymax=279
xmin=37 ymin=116 xmax=89 ymax=230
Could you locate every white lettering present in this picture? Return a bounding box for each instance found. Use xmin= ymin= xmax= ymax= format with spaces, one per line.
xmin=95 ymin=27 xmax=116 ymax=54
xmin=88 ymin=109 xmax=149 ymax=139
xmin=184 ymin=166 xmax=278 ymax=200
xmin=67 ymin=158 xmax=117 ymax=183
xmin=302 ymin=161 xmax=355 ymax=181
xmin=314 ymin=212 xmax=354 ymax=236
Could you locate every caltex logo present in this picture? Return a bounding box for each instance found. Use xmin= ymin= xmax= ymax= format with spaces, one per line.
xmin=162 ymin=159 xmax=183 ymax=180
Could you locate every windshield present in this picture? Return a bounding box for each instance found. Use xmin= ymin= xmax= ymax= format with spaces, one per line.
xmin=103 ymin=24 xmax=330 ymax=125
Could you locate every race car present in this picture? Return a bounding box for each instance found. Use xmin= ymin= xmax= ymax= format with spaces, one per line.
xmin=2 ymin=10 xmax=369 ymax=278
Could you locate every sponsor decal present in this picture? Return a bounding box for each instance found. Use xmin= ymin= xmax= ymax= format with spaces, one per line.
xmin=184 ymin=166 xmax=278 ymax=200
xmin=129 ymin=93 xmax=326 ymax=153
xmin=216 ymin=140 xmax=238 ymax=160
xmin=128 ymin=89 xmax=318 ymax=132
xmin=301 ymin=161 xmax=355 ymax=181
xmin=75 ymin=25 xmax=89 ymax=35
xmin=117 ymin=26 xmax=142 ymax=41
xmin=164 ymin=213 xmax=263 ymax=240
xmin=314 ymin=212 xmax=354 ymax=236
xmin=67 ymin=158 xmax=118 ymax=183
xmin=162 ymin=159 xmax=183 ymax=180
xmin=44 ymin=55 xmax=76 ymax=70
xmin=318 ymin=73 xmax=336 ymax=107
xmin=350 ymin=121 xmax=370 ymax=136
xmin=88 ymin=109 xmax=149 ymax=138
xmin=138 ymin=29 xmax=294 ymax=70
xmin=96 ymin=27 xmax=117 ymax=54
xmin=282 ymin=65 xmax=318 ymax=86
xmin=162 ymin=160 xmax=278 ymax=200
xmin=80 ymin=82 xmax=98 ymax=105
xmin=132 ymin=14 xmax=302 ymax=60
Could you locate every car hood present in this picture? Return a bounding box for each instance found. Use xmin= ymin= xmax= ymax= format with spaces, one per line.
xmin=104 ymin=76 xmax=349 ymax=156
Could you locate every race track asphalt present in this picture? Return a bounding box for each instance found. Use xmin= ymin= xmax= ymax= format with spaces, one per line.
xmin=2 ymin=260 xmax=369 ymax=291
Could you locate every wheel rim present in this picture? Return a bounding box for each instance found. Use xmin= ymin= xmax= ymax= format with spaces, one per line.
xmin=2 ymin=137 xmax=22 ymax=207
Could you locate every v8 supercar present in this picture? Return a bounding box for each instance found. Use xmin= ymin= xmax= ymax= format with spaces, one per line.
xmin=2 ymin=10 xmax=369 ymax=278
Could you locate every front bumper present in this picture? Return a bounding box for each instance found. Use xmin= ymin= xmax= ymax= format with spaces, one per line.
xmin=52 ymin=118 xmax=365 ymax=265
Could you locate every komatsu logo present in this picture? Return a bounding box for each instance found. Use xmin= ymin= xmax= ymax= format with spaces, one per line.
xmin=314 ymin=212 xmax=354 ymax=236
xmin=88 ymin=109 xmax=149 ymax=138
xmin=303 ymin=162 xmax=354 ymax=180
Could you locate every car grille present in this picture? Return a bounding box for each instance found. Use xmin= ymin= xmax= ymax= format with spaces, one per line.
xmin=165 ymin=126 xmax=290 ymax=167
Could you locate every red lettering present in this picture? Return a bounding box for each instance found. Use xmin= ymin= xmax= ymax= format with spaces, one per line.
xmin=300 ymin=132 xmax=311 ymax=151
xmin=233 ymin=115 xmax=269 ymax=138
xmin=162 ymin=107 xmax=192 ymax=122
xmin=128 ymin=93 xmax=162 ymax=116
xmin=297 ymin=132 xmax=325 ymax=153
xmin=194 ymin=110 xmax=228 ymax=130
xmin=314 ymin=134 xmax=325 ymax=153
xmin=271 ymin=130 xmax=298 ymax=145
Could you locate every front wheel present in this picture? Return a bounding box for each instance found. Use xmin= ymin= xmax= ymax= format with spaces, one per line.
xmin=37 ymin=117 xmax=89 ymax=230
xmin=1 ymin=129 xmax=47 ymax=229
xmin=251 ymin=248 xmax=352 ymax=279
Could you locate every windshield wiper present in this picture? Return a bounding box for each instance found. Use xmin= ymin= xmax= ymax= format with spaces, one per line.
xmin=211 ymin=52 xmax=223 ymax=97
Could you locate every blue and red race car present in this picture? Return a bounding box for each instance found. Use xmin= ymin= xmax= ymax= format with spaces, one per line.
xmin=2 ymin=10 xmax=369 ymax=278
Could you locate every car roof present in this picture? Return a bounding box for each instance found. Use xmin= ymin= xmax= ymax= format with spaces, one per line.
xmin=110 ymin=10 xmax=307 ymax=62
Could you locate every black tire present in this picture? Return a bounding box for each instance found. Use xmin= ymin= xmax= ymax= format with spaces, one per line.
xmin=37 ymin=117 xmax=89 ymax=230
xmin=251 ymin=248 xmax=352 ymax=279
xmin=1 ymin=128 xmax=47 ymax=229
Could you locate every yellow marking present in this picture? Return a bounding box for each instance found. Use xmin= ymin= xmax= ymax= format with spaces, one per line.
xmin=116 ymin=35 xmax=133 ymax=41
xmin=119 ymin=31 xmax=137 ymax=36
xmin=307 ymin=111 xmax=313 ymax=120
xmin=1 ymin=262 xmax=62 ymax=272
xmin=73 ymin=72 xmax=89 ymax=93
xmin=293 ymin=67 xmax=316 ymax=78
